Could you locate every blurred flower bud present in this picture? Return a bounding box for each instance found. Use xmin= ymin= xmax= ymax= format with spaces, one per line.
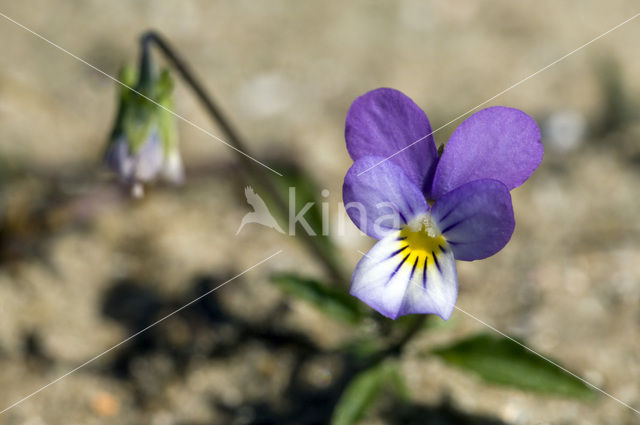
xmin=542 ymin=109 xmax=587 ymax=153
xmin=104 ymin=48 xmax=184 ymax=197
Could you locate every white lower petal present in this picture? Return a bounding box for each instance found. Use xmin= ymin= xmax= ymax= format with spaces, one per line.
xmin=351 ymin=231 xmax=458 ymax=320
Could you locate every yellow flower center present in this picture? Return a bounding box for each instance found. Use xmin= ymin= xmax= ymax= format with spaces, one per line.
xmin=388 ymin=215 xmax=450 ymax=281
xmin=400 ymin=215 xmax=448 ymax=259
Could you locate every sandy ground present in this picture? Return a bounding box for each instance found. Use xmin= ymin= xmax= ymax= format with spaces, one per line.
xmin=0 ymin=1 xmax=640 ymax=424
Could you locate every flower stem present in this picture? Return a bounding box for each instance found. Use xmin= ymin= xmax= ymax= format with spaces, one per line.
xmin=139 ymin=31 xmax=347 ymax=283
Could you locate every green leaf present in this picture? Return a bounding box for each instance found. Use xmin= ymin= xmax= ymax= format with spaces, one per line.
xmin=331 ymin=363 xmax=406 ymax=425
xmin=331 ymin=366 xmax=385 ymax=425
xmin=432 ymin=333 xmax=595 ymax=399
xmin=386 ymin=365 xmax=410 ymax=403
xmin=270 ymin=273 xmax=364 ymax=324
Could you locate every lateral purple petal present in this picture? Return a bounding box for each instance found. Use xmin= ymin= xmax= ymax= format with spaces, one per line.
xmin=431 ymin=106 xmax=543 ymax=199
xmin=343 ymin=156 xmax=428 ymax=240
xmin=431 ymin=179 xmax=515 ymax=261
xmin=345 ymin=88 xmax=439 ymax=193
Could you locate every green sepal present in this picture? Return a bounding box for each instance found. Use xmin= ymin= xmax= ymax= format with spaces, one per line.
xmin=122 ymin=104 xmax=157 ymax=153
xmin=155 ymin=70 xmax=179 ymax=157
xmin=108 ymin=65 xmax=138 ymax=141
xmin=117 ymin=67 xmax=178 ymax=155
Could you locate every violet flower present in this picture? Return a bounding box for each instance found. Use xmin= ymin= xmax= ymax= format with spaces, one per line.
xmin=343 ymin=88 xmax=543 ymax=320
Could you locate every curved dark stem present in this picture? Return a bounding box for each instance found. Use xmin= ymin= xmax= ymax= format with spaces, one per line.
xmin=139 ymin=31 xmax=347 ymax=283
xmin=141 ymin=31 xmax=250 ymax=156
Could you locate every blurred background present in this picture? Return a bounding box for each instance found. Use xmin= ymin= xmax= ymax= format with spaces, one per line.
xmin=0 ymin=1 xmax=639 ymax=424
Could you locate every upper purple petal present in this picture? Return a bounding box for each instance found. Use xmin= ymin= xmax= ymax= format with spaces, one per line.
xmin=343 ymin=156 xmax=428 ymax=240
xmin=345 ymin=88 xmax=439 ymax=194
xmin=431 ymin=106 xmax=543 ymax=199
xmin=431 ymin=179 xmax=515 ymax=261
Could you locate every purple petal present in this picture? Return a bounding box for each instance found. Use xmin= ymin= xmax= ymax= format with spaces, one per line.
xmin=345 ymin=88 xmax=439 ymax=193
xmin=343 ymin=156 xmax=428 ymax=240
xmin=350 ymin=230 xmax=458 ymax=320
xmin=431 ymin=106 xmax=543 ymax=199
xmin=431 ymin=179 xmax=515 ymax=261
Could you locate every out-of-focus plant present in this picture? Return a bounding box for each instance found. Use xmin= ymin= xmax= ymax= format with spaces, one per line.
xmin=104 ymin=44 xmax=183 ymax=198
xmin=103 ymin=31 xmax=346 ymax=282
xmin=595 ymin=57 xmax=636 ymax=136
xmin=103 ymin=31 xmax=597 ymax=424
